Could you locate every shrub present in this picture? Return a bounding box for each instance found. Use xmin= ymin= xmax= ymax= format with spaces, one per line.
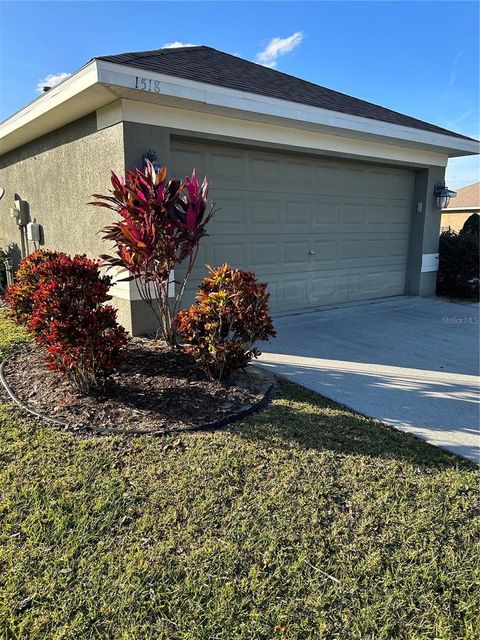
xmin=175 ymin=264 xmax=276 ymax=380
xmin=4 ymin=249 xmax=63 ymax=323
xmin=90 ymin=161 xmax=216 ymax=346
xmin=437 ymin=214 xmax=479 ymax=300
xmin=28 ymin=254 xmax=128 ymax=391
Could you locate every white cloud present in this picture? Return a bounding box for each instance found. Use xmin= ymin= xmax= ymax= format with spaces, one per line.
xmin=36 ymin=72 xmax=71 ymax=93
xmin=255 ymin=32 xmax=304 ymax=68
xmin=440 ymin=49 xmax=463 ymax=102
xmin=445 ymin=155 xmax=480 ymax=190
xmin=162 ymin=41 xmax=197 ymax=49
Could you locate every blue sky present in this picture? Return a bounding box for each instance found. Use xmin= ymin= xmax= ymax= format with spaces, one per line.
xmin=0 ymin=0 xmax=478 ymax=188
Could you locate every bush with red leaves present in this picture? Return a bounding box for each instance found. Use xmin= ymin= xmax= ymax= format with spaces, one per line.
xmin=175 ymin=263 xmax=276 ymax=380
xmin=5 ymin=249 xmax=64 ymax=324
xmin=28 ymin=254 xmax=128 ymax=391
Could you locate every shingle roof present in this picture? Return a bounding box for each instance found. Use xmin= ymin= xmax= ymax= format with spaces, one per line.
xmin=447 ymin=182 xmax=480 ymax=209
xmin=96 ymin=46 xmax=475 ymax=142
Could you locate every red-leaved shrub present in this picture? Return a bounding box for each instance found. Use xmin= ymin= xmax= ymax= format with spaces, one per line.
xmin=90 ymin=161 xmax=216 ymax=345
xmin=175 ymin=264 xmax=276 ymax=380
xmin=5 ymin=249 xmax=64 ymax=323
xmin=28 ymin=254 xmax=128 ymax=391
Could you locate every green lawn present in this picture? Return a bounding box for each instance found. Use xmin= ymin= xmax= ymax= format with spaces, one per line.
xmin=0 ymin=312 xmax=479 ymax=640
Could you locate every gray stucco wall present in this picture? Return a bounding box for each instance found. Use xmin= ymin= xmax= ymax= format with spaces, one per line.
xmin=123 ymin=121 xmax=171 ymax=173
xmin=0 ymin=114 xmax=125 ymax=260
xmin=0 ymin=114 xmax=138 ymax=330
xmin=406 ymin=165 xmax=445 ymax=296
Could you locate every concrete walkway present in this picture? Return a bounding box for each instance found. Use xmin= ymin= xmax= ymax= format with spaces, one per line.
xmin=259 ymin=297 xmax=480 ymax=463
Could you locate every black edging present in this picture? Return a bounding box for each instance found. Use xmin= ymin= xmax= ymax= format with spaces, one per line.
xmin=0 ymin=352 xmax=275 ymax=437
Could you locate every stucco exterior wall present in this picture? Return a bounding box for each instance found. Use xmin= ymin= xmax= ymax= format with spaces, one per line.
xmin=0 ymin=114 xmax=135 ymax=329
xmin=0 ymin=114 xmax=125 ymax=261
xmin=405 ymin=165 xmax=446 ymax=297
xmin=123 ymin=121 xmax=171 ymax=172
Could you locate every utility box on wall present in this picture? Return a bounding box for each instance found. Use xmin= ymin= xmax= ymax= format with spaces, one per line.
xmin=26 ymin=221 xmax=41 ymax=242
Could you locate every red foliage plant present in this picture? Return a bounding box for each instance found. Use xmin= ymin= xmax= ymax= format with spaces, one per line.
xmin=28 ymin=254 xmax=128 ymax=392
xmin=4 ymin=249 xmax=64 ymax=324
xmin=89 ymin=161 xmax=216 ymax=345
xmin=175 ymin=264 xmax=276 ymax=380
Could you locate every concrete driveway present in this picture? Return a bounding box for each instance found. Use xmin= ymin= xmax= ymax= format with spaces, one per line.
xmin=259 ymin=297 xmax=480 ymax=463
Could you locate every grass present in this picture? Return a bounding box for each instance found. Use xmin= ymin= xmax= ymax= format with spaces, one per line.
xmin=0 ymin=311 xmax=479 ymax=639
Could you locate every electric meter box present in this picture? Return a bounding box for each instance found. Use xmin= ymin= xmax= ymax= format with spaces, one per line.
xmin=26 ymin=221 xmax=41 ymax=242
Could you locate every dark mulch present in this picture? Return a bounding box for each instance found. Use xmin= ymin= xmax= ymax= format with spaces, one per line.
xmin=2 ymin=339 xmax=272 ymax=433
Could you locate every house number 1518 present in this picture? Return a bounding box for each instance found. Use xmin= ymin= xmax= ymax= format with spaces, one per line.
xmin=135 ymin=77 xmax=162 ymax=93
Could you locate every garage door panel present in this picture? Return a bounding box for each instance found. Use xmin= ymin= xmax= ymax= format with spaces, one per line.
xmin=343 ymin=167 xmax=370 ymax=196
xmin=211 ymin=241 xmax=245 ymax=267
xmin=285 ymin=161 xmax=313 ymax=186
xmin=311 ymin=237 xmax=339 ymax=265
xmin=369 ymin=169 xmax=394 ymax=195
xmin=315 ymin=163 xmax=343 ymax=192
xmin=367 ymin=202 xmax=390 ymax=227
xmin=387 ymin=267 xmax=407 ymax=288
xmin=171 ymin=140 xmax=413 ymax=312
xmin=314 ymin=200 xmax=340 ymax=228
xmin=285 ymin=200 xmax=312 ymax=226
xmin=392 ymin=171 xmax=414 ymax=194
xmin=390 ymin=204 xmax=411 ymax=228
xmin=388 ymin=235 xmax=410 ymax=259
xmin=209 ymin=192 xmax=247 ymax=231
xmin=284 ymin=240 xmax=311 ymax=266
xmin=282 ymin=276 xmax=310 ymax=306
xmin=362 ymin=271 xmax=388 ymax=295
xmin=311 ymin=273 xmax=338 ymax=305
xmin=250 ymin=241 xmax=279 ymax=268
xmin=171 ymin=145 xmax=208 ymax=179
xmin=210 ymin=150 xmax=246 ymax=183
xmin=340 ymin=238 xmax=364 ymax=265
xmin=364 ymin=233 xmax=409 ymax=262
xmin=249 ymin=156 xmax=281 ymax=185
xmin=365 ymin=236 xmax=387 ymax=260
xmin=251 ymin=198 xmax=282 ymax=226
xmin=342 ymin=203 xmax=366 ymax=228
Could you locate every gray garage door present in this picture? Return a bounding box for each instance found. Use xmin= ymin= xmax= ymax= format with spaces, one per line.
xmin=172 ymin=140 xmax=414 ymax=312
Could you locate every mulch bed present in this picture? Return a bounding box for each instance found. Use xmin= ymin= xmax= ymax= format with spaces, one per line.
xmin=2 ymin=338 xmax=273 ymax=434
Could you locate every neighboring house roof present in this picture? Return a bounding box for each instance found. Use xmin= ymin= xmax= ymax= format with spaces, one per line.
xmin=96 ymin=46 xmax=474 ymax=142
xmin=443 ymin=181 xmax=480 ymax=212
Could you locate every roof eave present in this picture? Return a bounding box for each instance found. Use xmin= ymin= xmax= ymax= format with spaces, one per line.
xmin=1 ymin=58 xmax=479 ymax=159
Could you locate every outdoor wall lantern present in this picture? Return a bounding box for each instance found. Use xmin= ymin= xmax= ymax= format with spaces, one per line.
xmin=143 ymin=149 xmax=162 ymax=172
xmin=434 ymin=182 xmax=457 ymax=209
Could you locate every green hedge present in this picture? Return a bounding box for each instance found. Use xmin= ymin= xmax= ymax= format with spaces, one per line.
xmin=436 ymin=213 xmax=479 ymax=300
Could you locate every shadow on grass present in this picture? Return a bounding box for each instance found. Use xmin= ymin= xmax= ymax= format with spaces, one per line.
xmin=228 ymin=379 xmax=477 ymax=470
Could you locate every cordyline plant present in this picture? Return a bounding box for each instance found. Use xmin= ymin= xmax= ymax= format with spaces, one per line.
xmin=89 ymin=160 xmax=216 ymax=345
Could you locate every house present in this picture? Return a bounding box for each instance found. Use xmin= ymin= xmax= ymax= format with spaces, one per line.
xmin=441 ymin=181 xmax=480 ymax=232
xmin=0 ymin=46 xmax=478 ymax=335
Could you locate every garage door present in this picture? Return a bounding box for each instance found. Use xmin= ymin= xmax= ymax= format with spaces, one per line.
xmin=172 ymin=140 xmax=414 ymax=312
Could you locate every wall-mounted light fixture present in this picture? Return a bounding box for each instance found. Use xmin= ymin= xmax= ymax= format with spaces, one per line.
xmin=0 ymin=187 xmax=5 ymax=201
xmin=434 ymin=182 xmax=457 ymax=209
xmin=142 ymin=149 xmax=162 ymax=172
